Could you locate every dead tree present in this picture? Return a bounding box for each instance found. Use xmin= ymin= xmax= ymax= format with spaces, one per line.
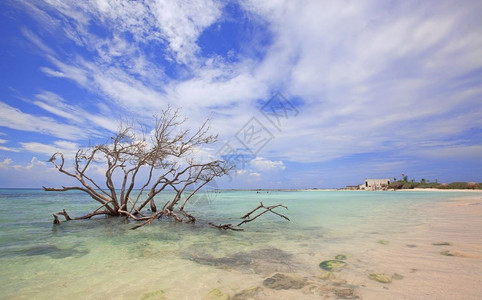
xmin=44 ymin=106 xmax=233 ymax=229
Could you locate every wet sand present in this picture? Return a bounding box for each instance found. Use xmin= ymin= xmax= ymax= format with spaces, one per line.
xmin=355 ymin=194 xmax=482 ymax=299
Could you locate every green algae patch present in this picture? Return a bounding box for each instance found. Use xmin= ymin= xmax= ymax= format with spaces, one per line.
xmin=203 ymin=288 xmax=229 ymax=300
xmin=377 ymin=240 xmax=389 ymax=245
xmin=335 ymin=254 xmax=347 ymax=260
xmin=140 ymin=290 xmax=166 ymax=300
xmin=319 ymin=260 xmax=347 ymax=271
xmin=368 ymin=273 xmax=392 ymax=283
xmin=317 ymin=271 xmax=336 ymax=280
xmin=433 ymin=242 xmax=451 ymax=246
xmin=231 ymin=287 xmax=263 ymax=300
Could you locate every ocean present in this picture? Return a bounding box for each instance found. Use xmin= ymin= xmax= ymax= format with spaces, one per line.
xmin=1 ymin=189 xmax=481 ymax=299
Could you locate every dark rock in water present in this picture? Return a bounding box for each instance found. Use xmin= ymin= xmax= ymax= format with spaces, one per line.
xmin=440 ymin=250 xmax=464 ymax=257
xmin=185 ymin=247 xmax=294 ymax=274
xmin=20 ymin=245 xmax=59 ymax=256
xmin=319 ymin=260 xmax=346 ymax=271
xmin=406 ymin=244 xmax=417 ymax=248
xmin=392 ymin=273 xmax=404 ymax=280
xmin=334 ymin=288 xmax=358 ymax=299
xmin=263 ymin=273 xmax=306 ymax=290
xmin=335 ymin=254 xmax=347 ymax=260
xmin=433 ymin=242 xmax=451 ymax=246
xmin=190 ymin=254 xmax=251 ymax=267
xmin=331 ymin=279 xmax=347 ymax=286
xmin=17 ymin=245 xmax=88 ymax=259
xmin=231 ymin=287 xmax=263 ymax=300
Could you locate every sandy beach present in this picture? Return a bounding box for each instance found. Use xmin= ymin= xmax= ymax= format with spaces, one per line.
xmin=355 ymin=193 xmax=482 ymax=299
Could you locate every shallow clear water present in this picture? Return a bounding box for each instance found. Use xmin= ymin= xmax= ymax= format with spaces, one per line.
xmin=0 ymin=189 xmax=477 ymax=299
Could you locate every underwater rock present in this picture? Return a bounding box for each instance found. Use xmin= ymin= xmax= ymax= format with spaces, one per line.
xmin=334 ymin=288 xmax=358 ymax=299
xmin=335 ymin=254 xmax=347 ymax=260
xmin=193 ymin=254 xmax=251 ymax=267
xmin=319 ymin=260 xmax=347 ymax=271
xmin=377 ymin=240 xmax=389 ymax=245
xmin=140 ymin=290 xmax=166 ymax=300
xmin=231 ymin=287 xmax=263 ymax=300
xmin=203 ymin=288 xmax=229 ymax=300
xmin=433 ymin=242 xmax=451 ymax=246
xmin=406 ymin=244 xmax=417 ymax=248
xmin=18 ymin=244 xmax=88 ymax=259
xmin=263 ymin=273 xmax=306 ymax=290
xmin=368 ymin=273 xmax=392 ymax=283
xmin=440 ymin=250 xmax=464 ymax=257
xmin=392 ymin=273 xmax=404 ymax=280
xmin=317 ymin=272 xmax=336 ymax=280
xmin=331 ymin=279 xmax=348 ymax=286
xmin=185 ymin=247 xmax=294 ymax=274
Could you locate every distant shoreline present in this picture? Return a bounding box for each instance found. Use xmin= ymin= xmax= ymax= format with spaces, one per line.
xmin=1 ymin=187 xmax=481 ymax=192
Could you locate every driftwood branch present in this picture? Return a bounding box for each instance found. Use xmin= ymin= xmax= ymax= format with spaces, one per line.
xmin=208 ymin=222 xmax=244 ymax=231
xmin=211 ymin=202 xmax=289 ymax=231
xmin=58 ymin=209 xmax=72 ymax=221
xmin=238 ymin=202 xmax=289 ymax=226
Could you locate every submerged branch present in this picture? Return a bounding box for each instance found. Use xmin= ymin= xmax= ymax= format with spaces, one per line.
xmin=208 ymin=222 xmax=244 ymax=231
xmin=210 ymin=202 xmax=290 ymax=231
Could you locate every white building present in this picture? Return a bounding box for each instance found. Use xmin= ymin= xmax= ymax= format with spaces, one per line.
xmin=360 ymin=178 xmax=391 ymax=191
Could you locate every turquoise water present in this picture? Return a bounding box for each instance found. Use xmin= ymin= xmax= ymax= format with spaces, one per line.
xmin=0 ymin=189 xmax=477 ymax=299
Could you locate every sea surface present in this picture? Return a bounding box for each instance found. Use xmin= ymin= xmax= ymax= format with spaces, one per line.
xmin=0 ymin=189 xmax=480 ymax=299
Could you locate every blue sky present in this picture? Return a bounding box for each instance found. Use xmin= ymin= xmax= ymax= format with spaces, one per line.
xmin=1 ymin=0 xmax=481 ymax=189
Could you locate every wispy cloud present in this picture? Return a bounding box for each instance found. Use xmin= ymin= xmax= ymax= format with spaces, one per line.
xmin=1 ymin=0 xmax=481 ymax=187
xmin=0 ymin=102 xmax=89 ymax=140
xmin=19 ymin=140 xmax=80 ymax=158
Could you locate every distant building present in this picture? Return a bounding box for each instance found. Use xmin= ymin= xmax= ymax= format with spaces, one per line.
xmin=360 ymin=178 xmax=391 ymax=191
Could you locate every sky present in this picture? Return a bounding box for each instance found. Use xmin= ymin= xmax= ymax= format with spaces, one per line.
xmin=0 ymin=0 xmax=481 ymax=189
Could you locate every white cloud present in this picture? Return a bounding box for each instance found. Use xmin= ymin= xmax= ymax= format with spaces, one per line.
xmin=0 ymin=158 xmax=12 ymax=170
xmin=250 ymin=157 xmax=285 ymax=171
xmin=149 ymin=0 xmax=223 ymax=63
xmin=20 ymin=141 xmax=80 ymax=158
xmin=32 ymin=91 xmax=119 ymax=133
xmin=0 ymin=101 xmax=89 ymax=140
